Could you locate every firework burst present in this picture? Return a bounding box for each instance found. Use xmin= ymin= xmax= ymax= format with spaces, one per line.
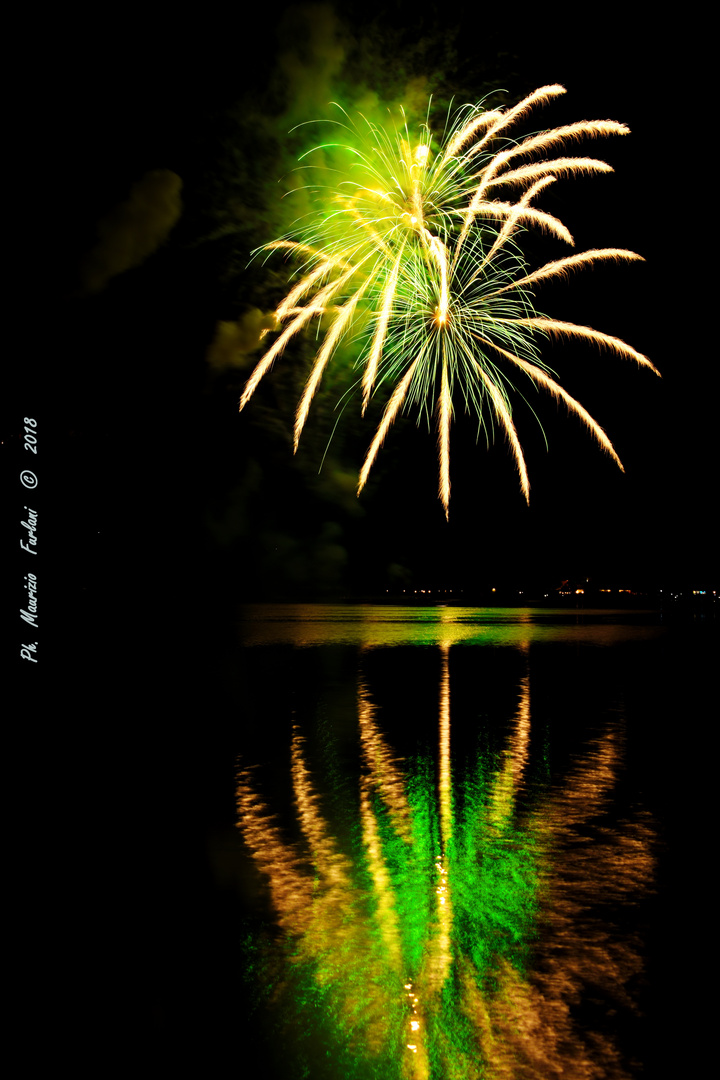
xmin=240 ymin=84 xmax=658 ymax=518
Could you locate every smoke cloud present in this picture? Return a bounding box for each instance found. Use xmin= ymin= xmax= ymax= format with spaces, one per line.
xmin=275 ymin=3 xmax=347 ymax=122
xmin=206 ymin=309 xmax=279 ymax=370
xmin=81 ymin=168 xmax=182 ymax=293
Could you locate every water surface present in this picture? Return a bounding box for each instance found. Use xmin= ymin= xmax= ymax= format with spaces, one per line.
xmin=233 ymin=605 xmax=685 ymax=1078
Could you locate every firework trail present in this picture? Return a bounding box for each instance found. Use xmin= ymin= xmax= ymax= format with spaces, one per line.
xmin=240 ymin=85 xmax=658 ymax=517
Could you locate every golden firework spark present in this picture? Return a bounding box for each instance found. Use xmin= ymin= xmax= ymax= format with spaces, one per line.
xmin=240 ymin=85 xmax=658 ymax=518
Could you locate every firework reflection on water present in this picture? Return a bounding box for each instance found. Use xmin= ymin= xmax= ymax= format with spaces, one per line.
xmin=236 ymin=608 xmax=654 ymax=1079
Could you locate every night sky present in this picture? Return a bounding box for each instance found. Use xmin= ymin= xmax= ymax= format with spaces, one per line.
xmin=4 ymin=4 xmax=714 ymax=1071
xmin=7 ymin=3 xmax=715 ymax=618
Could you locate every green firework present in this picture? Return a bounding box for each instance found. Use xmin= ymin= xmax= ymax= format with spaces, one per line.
xmin=240 ymin=85 xmax=658 ymax=517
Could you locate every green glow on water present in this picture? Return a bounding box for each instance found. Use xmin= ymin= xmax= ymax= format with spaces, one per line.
xmin=240 ymin=603 xmax=664 ymax=649
xmin=458 ymin=768 xmax=540 ymax=979
xmin=238 ymin=660 xmax=550 ymax=1079
xmin=237 ymin=631 xmax=653 ymax=1079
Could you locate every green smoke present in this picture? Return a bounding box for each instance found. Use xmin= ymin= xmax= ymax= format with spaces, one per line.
xmin=80 ymin=168 xmax=182 ymax=293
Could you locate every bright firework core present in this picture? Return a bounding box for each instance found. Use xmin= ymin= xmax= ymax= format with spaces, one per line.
xmin=240 ymin=85 xmax=659 ymax=518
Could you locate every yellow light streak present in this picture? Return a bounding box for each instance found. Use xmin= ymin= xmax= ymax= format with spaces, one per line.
xmin=511 ymin=317 xmax=660 ymax=374
xmin=358 ymin=358 xmax=419 ymax=496
xmin=438 ymin=359 xmax=452 ymax=518
xmin=240 ymin=85 xmax=654 ymax=513
xmin=473 ymin=335 xmax=625 ymax=471
xmin=363 ymin=241 xmax=406 ymax=412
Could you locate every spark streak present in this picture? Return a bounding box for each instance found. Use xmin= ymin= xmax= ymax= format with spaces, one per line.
xmin=241 ymin=86 xmax=655 ymax=514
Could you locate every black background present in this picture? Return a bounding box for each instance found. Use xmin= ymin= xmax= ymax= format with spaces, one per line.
xmin=4 ymin=4 xmax=714 ymax=1074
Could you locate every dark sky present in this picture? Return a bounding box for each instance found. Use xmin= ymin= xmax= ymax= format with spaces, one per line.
xmin=6 ymin=3 xmax=714 ymax=618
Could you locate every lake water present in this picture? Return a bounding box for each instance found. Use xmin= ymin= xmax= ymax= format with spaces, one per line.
xmin=228 ymin=604 xmax=714 ymax=1079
